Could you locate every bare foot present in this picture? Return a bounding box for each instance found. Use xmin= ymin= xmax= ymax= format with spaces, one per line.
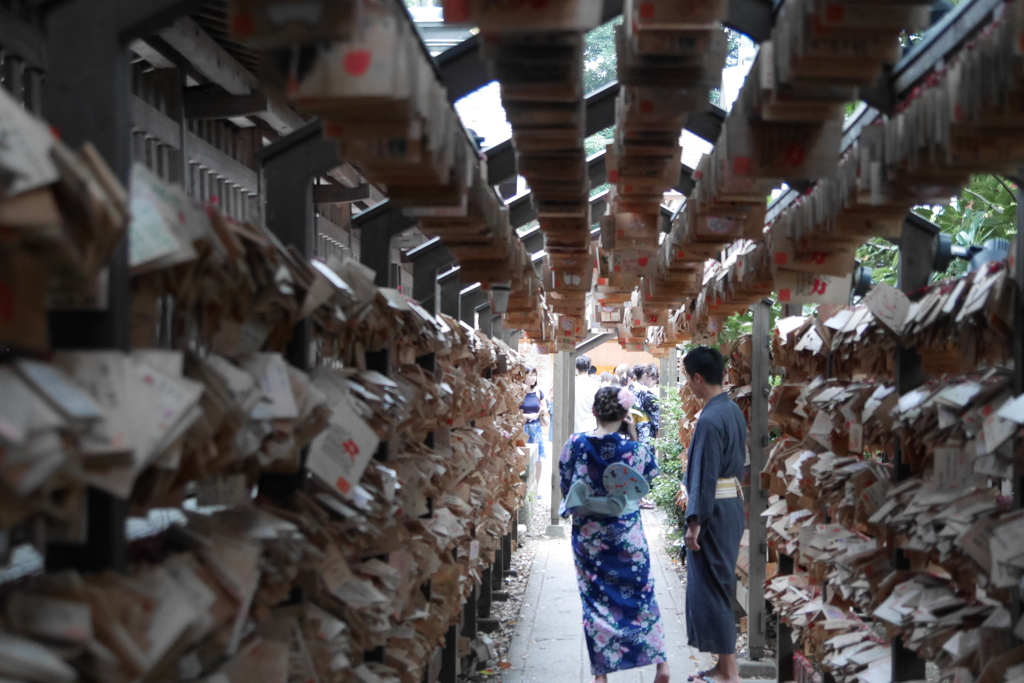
xmin=655 ymin=661 xmax=671 ymax=683
xmin=694 ymin=672 xmax=740 ymax=683
xmin=689 ymin=666 xmax=718 ymax=681
xmin=593 ymin=676 xmax=608 ymax=683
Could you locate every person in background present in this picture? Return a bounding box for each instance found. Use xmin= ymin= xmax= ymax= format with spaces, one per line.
xmin=614 ymin=363 xmax=631 ymax=387
xmin=629 ymin=364 xmax=660 ymax=510
xmin=519 ymin=366 xmax=549 ymax=499
xmin=559 ymin=387 xmax=669 ymax=683
xmin=574 ymin=355 xmax=600 ymax=433
xmin=681 ymin=347 xmax=746 ymax=683
xmin=599 ymin=371 xmax=615 ymax=387
xmin=588 ymin=365 xmax=598 ymax=378
xmin=629 ymin=364 xmax=660 ymax=448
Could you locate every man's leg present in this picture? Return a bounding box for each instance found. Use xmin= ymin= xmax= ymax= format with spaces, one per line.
xmin=716 ymin=654 xmax=739 ymax=683
xmin=694 ymin=654 xmax=738 ymax=683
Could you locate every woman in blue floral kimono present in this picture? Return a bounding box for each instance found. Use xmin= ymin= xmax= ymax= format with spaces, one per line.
xmin=629 ymin=364 xmax=660 ymax=447
xmin=559 ymin=386 xmax=670 ymax=683
xmin=630 ymin=364 xmax=660 ymax=511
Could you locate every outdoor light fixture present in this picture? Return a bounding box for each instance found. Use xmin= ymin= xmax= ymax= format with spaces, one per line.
xmin=932 ymin=234 xmax=1011 ymax=273
xmin=851 ymin=234 xmax=1011 ymax=303
xmin=852 ymin=262 xmax=874 ymax=299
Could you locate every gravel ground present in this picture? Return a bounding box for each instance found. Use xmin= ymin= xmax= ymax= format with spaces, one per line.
xmin=458 ymin=494 xmax=551 ymax=681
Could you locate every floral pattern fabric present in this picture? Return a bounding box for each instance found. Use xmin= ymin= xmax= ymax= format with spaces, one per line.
xmin=629 ymin=383 xmax=660 ymax=448
xmin=558 ymin=432 xmax=667 ymax=676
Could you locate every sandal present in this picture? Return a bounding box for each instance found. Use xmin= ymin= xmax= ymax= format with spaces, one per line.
xmin=688 ymin=669 xmax=715 ymax=682
xmin=639 ymin=498 xmax=656 ymax=510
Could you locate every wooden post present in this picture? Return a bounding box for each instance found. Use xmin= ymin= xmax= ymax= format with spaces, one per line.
xmin=667 ymin=346 xmax=679 ymax=387
xmin=479 ymin=566 xmax=493 ymax=617
xmin=408 ymin=238 xmax=454 ymax=312
xmin=439 ymin=623 xmax=459 ymax=683
xmin=351 ymin=200 xmax=416 ymax=288
xmin=1015 ymin=169 xmax=1024 ymax=399
xmin=746 ymin=300 xmax=771 ymax=659
xmin=502 ymin=533 xmax=512 ymax=573
xmin=42 ymin=0 xmax=136 ymax=574
xmin=776 ymin=554 xmax=795 ymax=683
xmin=551 ymin=350 xmax=575 ymax=525
xmin=478 ymin=304 xmax=493 ymax=336
xmin=1013 ymin=169 xmax=1024 ymax=632
xmin=461 ymin=586 xmax=478 ymax=640
xmin=437 ymin=266 xmax=462 ymax=319
xmin=776 ymin=303 xmax=798 ymax=683
xmin=491 ymin=551 xmax=503 ymax=590
xmin=890 ymin=216 xmax=935 ymax=682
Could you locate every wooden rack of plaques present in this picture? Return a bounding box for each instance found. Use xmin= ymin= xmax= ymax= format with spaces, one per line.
xmin=758 ymin=1 xmax=1024 ymax=681
xmin=662 ymin=0 xmax=1024 ymax=679
xmin=0 ymin=2 xmax=528 ymax=682
xmin=6 ymin=0 xmax=1024 ymax=681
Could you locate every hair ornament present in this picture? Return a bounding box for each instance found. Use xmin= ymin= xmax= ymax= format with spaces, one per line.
xmin=617 ymin=388 xmax=635 ymax=411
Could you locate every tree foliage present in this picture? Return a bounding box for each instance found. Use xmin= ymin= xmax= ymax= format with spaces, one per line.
xmin=650 ymin=387 xmax=688 ymax=529
xmin=857 ymin=174 xmax=1018 ymax=286
xmin=584 ymin=17 xmax=621 ymax=95
xmin=585 ymin=125 xmax=615 ymax=157
xmin=582 ymin=19 xmax=620 ymax=164
xmin=916 ymin=174 xmax=1017 ymax=280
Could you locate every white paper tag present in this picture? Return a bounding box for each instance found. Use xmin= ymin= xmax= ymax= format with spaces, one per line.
xmin=863 ymin=282 xmax=910 ymax=335
xmin=847 ymin=421 xmax=863 ymax=454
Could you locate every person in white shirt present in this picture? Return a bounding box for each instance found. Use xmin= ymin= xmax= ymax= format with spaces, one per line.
xmin=574 ymin=355 xmax=600 ymax=433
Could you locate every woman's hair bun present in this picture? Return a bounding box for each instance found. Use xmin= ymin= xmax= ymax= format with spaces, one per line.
xmin=593 ymin=386 xmax=628 ymax=423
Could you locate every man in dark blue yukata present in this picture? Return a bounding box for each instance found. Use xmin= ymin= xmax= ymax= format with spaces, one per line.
xmin=681 ymin=346 xmax=746 ymax=683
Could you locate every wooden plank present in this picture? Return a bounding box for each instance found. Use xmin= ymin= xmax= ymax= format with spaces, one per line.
xmin=184 ymin=89 xmax=269 ymax=119
xmin=132 ymin=96 xmax=259 ymax=193
xmin=314 ymin=183 xmax=371 ymax=204
xmin=159 ymin=17 xmax=257 ymax=96
xmin=188 ymin=130 xmax=258 ymax=193
xmin=159 ymin=18 xmax=303 ymax=135
xmin=260 ymin=94 xmax=305 ymax=135
xmin=129 ymin=38 xmax=175 ymax=69
xmin=317 ymin=214 xmax=349 ymax=244
xmin=119 ymin=0 xmax=211 ymax=43
xmin=327 ymin=163 xmax=363 ymax=187
xmin=132 ymin=96 xmax=182 ymax=149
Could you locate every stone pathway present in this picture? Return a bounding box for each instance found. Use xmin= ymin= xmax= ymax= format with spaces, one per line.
xmin=503 ymin=510 xmax=714 ymax=683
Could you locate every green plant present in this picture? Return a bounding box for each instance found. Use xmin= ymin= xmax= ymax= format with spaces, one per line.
xmin=916 ymin=174 xmax=1017 ymax=281
xmin=856 ymin=237 xmax=899 ymax=286
xmin=719 ymin=300 xmax=782 ymax=344
xmin=585 ymin=125 xmax=615 ymax=157
xmin=857 ymin=174 xmax=1019 ymax=287
xmin=650 ymin=387 xmax=688 ymax=529
xmin=584 ymin=17 xmax=620 ymax=95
